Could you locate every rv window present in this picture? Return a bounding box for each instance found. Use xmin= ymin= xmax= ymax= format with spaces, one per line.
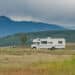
xmin=37 ymin=42 xmax=40 ymax=44
xmin=41 ymin=41 xmax=47 ymax=44
xmin=33 ymin=42 xmax=40 ymax=44
xmin=48 ymin=42 xmax=53 ymax=44
xmin=33 ymin=42 xmax=36 ymax=44
xmin=58 ymin=41 xmax=63 ymax=44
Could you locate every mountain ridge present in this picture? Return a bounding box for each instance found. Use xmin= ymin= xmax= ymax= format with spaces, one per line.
xmin=0 ymin=16 xmax=65 ymax=36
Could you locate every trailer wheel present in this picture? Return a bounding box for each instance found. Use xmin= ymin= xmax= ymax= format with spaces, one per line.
xmin=32 ymin=47 xmax=36 ymax=49
xmin=48 ymin=48 xmax=51 ymax=50
xmin=51 ymin=47 xmax=55 ymax=50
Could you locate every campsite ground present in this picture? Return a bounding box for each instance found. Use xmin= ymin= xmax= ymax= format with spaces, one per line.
xmin=0 ymin=43 xmax=75 ymax=75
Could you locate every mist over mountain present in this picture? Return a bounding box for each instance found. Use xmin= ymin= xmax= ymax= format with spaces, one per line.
xmin=0 ymin=16 xmax=65 ymax=37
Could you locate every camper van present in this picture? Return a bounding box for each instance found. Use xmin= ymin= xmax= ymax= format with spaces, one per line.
xmin=31 ymin=37 xmax=66 ymax=49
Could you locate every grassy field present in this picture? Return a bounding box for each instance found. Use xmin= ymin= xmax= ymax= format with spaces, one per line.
xmin=0 ymin=44 xmax=75 ymax=75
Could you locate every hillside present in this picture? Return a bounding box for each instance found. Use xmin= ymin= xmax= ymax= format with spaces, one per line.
xmin=0 ymin=30 xmax=75 ymax=46
xmin=0 ymin=16 xmax=65 ymax=36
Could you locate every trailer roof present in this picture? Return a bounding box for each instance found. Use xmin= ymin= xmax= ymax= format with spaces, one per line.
xmin=32 ymin=37 xmax=65 ymax=42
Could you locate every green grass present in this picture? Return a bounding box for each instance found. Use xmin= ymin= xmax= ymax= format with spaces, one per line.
xmin=30 ymin=56 xmax=75 ymax=75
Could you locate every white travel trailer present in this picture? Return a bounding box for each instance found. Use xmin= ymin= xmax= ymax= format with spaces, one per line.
xmin=31 ymin=37 xmax=66 ymax=49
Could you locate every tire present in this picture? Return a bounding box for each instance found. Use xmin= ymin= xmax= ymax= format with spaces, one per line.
xmin=48 ymin=48 xmax=51 ymax=50
xmin=32 ymin=47 xmax=36 ymax=49
xmin=51 ymin=47 xmax=55 ymax=50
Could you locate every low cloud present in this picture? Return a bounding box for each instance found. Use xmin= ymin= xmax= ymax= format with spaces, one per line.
xmin=0 ymin=0 xmax=75 ymax=29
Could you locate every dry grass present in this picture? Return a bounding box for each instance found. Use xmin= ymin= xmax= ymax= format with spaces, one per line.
xmin=0 ymin=44 xmax=75 ymax=55
xmin=0 ymin=55 xmax=74 ymax=75
xmin=0 ymin=43 xmax=74 ymax=75
xmin=0 ymin=54 xmax=74 ymax=75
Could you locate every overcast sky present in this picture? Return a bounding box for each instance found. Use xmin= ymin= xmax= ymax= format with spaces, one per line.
xmin=0 ymin=0 xmax=75 ymax=29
